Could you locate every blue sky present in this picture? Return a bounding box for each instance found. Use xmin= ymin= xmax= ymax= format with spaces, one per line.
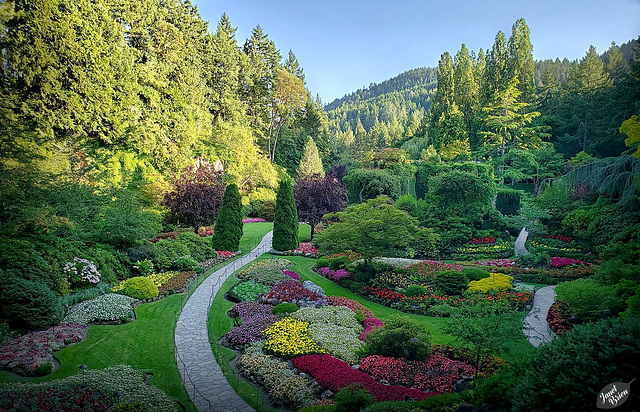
xmin=192 ymin=0 xmax=640 ymax=104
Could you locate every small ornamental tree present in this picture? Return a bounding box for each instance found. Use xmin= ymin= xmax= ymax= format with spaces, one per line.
xmin=293 ymin=174 xmax=347 ymax=239
xmin=211 ymin=183 xmax=243 ymax=251
xmin=162 ymin=164 xmax=225 ymax=231
xmin=272 ymin=179 xmax=299 ymax=251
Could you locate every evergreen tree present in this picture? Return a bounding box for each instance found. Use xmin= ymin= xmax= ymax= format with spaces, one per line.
xmin=508 ymin=18 xmax=535 ymax=103
xmin=297 ymin=136 xmax=324 ymax=178
xmin=211 ymin=183 xmax=243 ymax=251
xmin=272 ymin=179 xmax=299 ymax=251
xmin=482 ymin=31 xmax=510 ymax=105
xmin=454 ymin=44 xmax=480 ymax=145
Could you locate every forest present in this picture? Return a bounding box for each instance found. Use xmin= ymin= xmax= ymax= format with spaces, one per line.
xmin=1 ymin=0 xmax=640 ymax=411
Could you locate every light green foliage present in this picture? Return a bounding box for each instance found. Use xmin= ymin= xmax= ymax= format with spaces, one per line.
xmin=515 ymin=252 xmax=549 ymax=269
xmin=211 ymin=184 xmax=243 ymax=252
xmin=365 ymin=315 xmax=431 ymax=361
xmin=122 ymin=277 xmax=159 ymax=300
xmin=463 ymin=268 xmax=490 ymax=282
xmin=343 ymin=168 xmax=405 ymax=203
xmin=272 ymin=302 xmax=299 ymax=316
xmin=272 ymin=180 xmax=299 ymax=251
xmin=621 ymin=115 xmax=640 ymax=158
xmin=395 ymin=194 xmax=419 ymax=218
xmin=555 ymin=278 xmax=624 ymax=321
xmin=175 ymin=256 xmax=198 ymax=271
xmin=297 ymin=136 xmax=324 ymax=178
xmin=314 ymin=197 xmax=431 ymax=265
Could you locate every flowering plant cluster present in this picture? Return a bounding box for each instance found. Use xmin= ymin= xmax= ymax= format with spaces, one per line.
xmin=467 ymin=273 xmax=513 ymax=293
xmin=283 ymin=270 xmax=300 ymax=280
xmin=463 ymin=290 xmax=534 ymax=309
xmin=0 ymin=324 xmax=86 ymax=375
xmin=0 ymin=384 xmax=111 ymax=410
xmin=325 ymin=252 xmax=363 ymax=263
xmin=238 ymin=259 xmax=293 ymax=278
xmin=197 ymin=225 xmax=215 ymax=236
xmin=112 ymin=271 xmax=177 ymax=293
xmin=550 ymin=257 xmax=590 ymax=268
xmin=216 ymin=250 xmax=237 ymax=258
xmin=474 ymin=259 xmax=515 ymax=267
xmin=327 ymin=296 xmax=374 ymax=318
xmin=291 ymin=354 xmax=428 ymax=401
xmin=148 ymin=231 xmax=179 ymax=243
xmin=545 ymin=234 xmax=574 ymax=243
xmin=237 ymin=342 xmax=315 ymax=409
xmin=364 ymin=286 xmax=407 ymax=304
xmin=360 ymin=317 xmax=384 ymax=341
xmin=431 ymin=344 xmax=506 ymax=375
xmin=62 ymin=294 xmax=136 ymax=325
xmin=546 ymin=301 xmax=573 ymax=335
xmin=231 ymin=280 xmax=271 ymax=302
xmin=290 ymin=306 xmax=362 ymax=330
xmin=402 ymin=261 xmax=463 ymax=283
xmin=317 ymin=266 xmax=352 ymax=281
xmin=243 ymin=218 xmax=267 ymax=223
xmin=63 ymin=258 xmax=101 ymax=287
xmin=292 ymin=243 xmax=319 ymax=257
xmin=263 ymin=318 xmax=325 ymax=358
xmin=373 ymin=271 xmax=418 ymax=289
xmin=158 ymin=271 xmax=197 ymax=294
xmin=472 ymin=237 xmax=496 ymax=244
xmin=454 ymin=242 xmax=512 ymax=255
xmin=307 ymin=323 xmax=364 ymax=364
xmin=359 ymin=354 xmax=476 ymax=394
xmin=302 ymin=280 xmax=326 ymax=297
xmin=262 ymin=279 xmax=327 ymax=307
xmin=225 ymin=302 xmax=280 ymax=347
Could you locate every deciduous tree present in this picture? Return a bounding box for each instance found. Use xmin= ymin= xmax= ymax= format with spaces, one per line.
xmin=293 ymin=174 xmax=347 ymax=239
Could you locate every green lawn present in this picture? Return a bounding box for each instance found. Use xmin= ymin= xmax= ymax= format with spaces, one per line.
xmin=0 ymin=222 xmax=276 ymax=411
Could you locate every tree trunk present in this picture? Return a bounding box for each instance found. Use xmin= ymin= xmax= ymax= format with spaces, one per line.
xmin=310 ymin=224 xmax=315 ymax=240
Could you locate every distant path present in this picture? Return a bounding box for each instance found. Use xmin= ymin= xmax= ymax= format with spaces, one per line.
xmin=523 ymin=285 xmax=557 ymax=347
xmin=514 ymin=227 xmax=529 ymax=256
xmin=174 ymin=231 xmax=273 ymax=412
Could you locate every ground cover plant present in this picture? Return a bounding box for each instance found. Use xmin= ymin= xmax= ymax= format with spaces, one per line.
xmin=62 ymin=294 xmax=136 ymax=325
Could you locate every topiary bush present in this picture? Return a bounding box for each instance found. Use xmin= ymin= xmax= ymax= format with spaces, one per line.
xmin=122 ymin=276 xmax=159 ymax=300
xmin=272 ymin=302 xmax=299 ymax=316
xmin=315 ymin=257 xmax=330 ymax=269
xmin=272 ymin=180 xmax=299 ymax=251
xmin=329 ymin=255 xmax=349 ymax=270
xmin=405 ymin=285 xmax=429 ymax=297
xmin=434 ymin=270 xmax=468 ymax=296
xmin=365 ymin=315 xmax=431 ymax=361
xmin=0 ymin=278 xmax=64 ymax=329
xmin=211 ymin=183 xmax=243 ymax=252
xmin=496 ymin=188 xmax=522 ymax=216
xmin=463 ymin=267 xmax=490 ymax=281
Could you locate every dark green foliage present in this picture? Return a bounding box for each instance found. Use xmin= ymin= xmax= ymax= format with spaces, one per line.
xmin=211 ymin=184 xmax=243 ymax=252
xmin=60 ymin=283 xmax=112 ymax=307
xmin=428 ymin=170 xmax=496 ymax=216
xmin=512 ymin=318 xmax=640 ymax=411
xmin=176 ymin=232 xmax=216 ymax=261
xmin=463 ymin=268 xmax=490 ymax=281
xmin=329 ymin=256 xmax=349 ymax=270
xmin=365 ymin=315 xmax=431 ymax=361
xmin=315 ymin=257 xmax=330 ymax=269
xmin=434 ymin=270 xmax=468 ymax=295
xmin=0 ymin=278 xmax=63 ymax=329
xmin=395 ymin=194 xmax=419 ymax=218
xmin=297 ymin=406 xmax=335 ymax=412
xmin=175 ymin=256 xmax=199 ymax=271
xmin=496 ymin=188 xmax=522 ymax=215
xmin=343 ymin=168 xmax=405 ymax=203
xmin=473 ymin=360 xmax=530 ymax=411
xmin=555 ymin=279 xmax=624 ymax=321
xmin=594 ymin=260 xmax=640 ymax=285
xmin=363 ymin=401 xmax=425 ymax=412
xmin=272 ymin=180 xmax=299 ymax=251
xmin=122 ymin=277 xmax=159 ymax=300
xmin=0 ymin=238 xmax=58 ymax=291
xmin=405 ymin=285 xmax=429 ymax=297
xmin=272 ymin=302 xmax=299 ymax=316
xmin=110 ymin=402 xmax=148 ymax=412
xmin=150 ymin=239 xmax=190 ymax=271
xmin=334 ymin=384 xmax=373 ymax=412
xmin=259 ymin=200 xmax=276 ymax=221
xmin=515 ymin=251 xmax=549 ymax=268
xmin=127 ymin=244 xmax=157 ymax=264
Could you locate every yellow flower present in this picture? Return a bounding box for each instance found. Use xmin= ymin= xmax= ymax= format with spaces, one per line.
xmin=468 ymin=273 xmax=513 ymax=293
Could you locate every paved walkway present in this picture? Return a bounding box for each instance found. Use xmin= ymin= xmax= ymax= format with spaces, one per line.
xmin=522 ymin=285 xmax=557 ymax=347
xmin=175 ymin=231 xmax=273 ymax=412
xmin=514 ymin=226 xmax=529 ymax=256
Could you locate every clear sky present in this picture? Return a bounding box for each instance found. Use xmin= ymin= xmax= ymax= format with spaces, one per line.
xmin=192 ymin=0 xmax=640 ymax=104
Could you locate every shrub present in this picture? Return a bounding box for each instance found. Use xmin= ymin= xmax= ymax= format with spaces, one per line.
xmin=434 ymin=270 xmax=468 ymax=295
xmin=272 ymin=180 xmax=299 ymax=251
xmin=0 ymin=278 xmax=63 ymax=329
xmin=211 ymin=183 xmax=243 ymax=252
xmin=176 ymin=232 xmax=216 ymax=261
xmin=134 ymin=260 xmax=154 ymax=276
xmin=365 ymin=315 xmax=431 ymax=361
xmin=230 ymin=280 xmax=270 ymax=302
xmin=122 ymin=277 xmax=159 ymax=300
xmin=315 ymin=257 xmax=330 ymax=269
xmin=175 ymin=255 xmax=199 ymax=271
xmin=496 ymin=188 xmax=522 ymax=216
xmin=259 ymin=200 xmax=276 ymax=221
xmin=555 ymin=279 xmax=624 ymax=322
xmin=467 ymin=273 xmax=513 ymax=293
xmin=405 ymin=285 xmax=429 ymax=297
xmin=63 ymin=258 xmax=101 ymax=288
xmin=127 ymin=244 xmax=157 ymax=263
xmin=63 ymin=294 xmax=136 ymax=324
xmin=515 ymin=251 xmax=549 ymax=268
xmin=60 ymin=282 xmax=112 ymax=307
xmin=329 ymin=255 xmax=350 ymax=270
xmin=110 ymin=402 xmax=148 ymax=412
xmin=463 ymin=267 xmax=490 ymax=281
xmin=334 ymin=384 xmax=373 ymax=412
xmin=151 ymin=239 xmax=190 ymax=270
xmin=512 ymin=318 xmax=640 ymax=411
xmin=272 ymin=302 xmax=299 ymax=316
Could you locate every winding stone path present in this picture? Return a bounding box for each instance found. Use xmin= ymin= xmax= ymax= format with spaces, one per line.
xmin=522 ymin=285 xmax=557 ymax=347
xmin=175 ymin=231 xmax=273 ymax=412
xmin=514 ymin=226 xmax=530 ymax=256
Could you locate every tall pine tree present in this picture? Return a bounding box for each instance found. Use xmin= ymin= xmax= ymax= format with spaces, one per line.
xmin=272 ymin=179 xmax=299 ymax=251
xmin=297 ymin=136 xmax=324 ymax=178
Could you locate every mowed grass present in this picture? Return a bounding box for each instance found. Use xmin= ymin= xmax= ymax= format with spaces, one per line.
xmin=0 ymin=222 xmax=276 ymax=411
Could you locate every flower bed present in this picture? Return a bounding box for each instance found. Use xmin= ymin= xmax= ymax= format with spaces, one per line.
xmin=237 ymin=341 xmax=315 ymax=409
xmin=0 ymin=324 xmax=86 ymax=376
xmin=360 ymin=317 xmax=384 ymax=341
xmin=283 ymin=270 xmax=300 ymax=280
xmin=472 ymin=237 xmax=497 ymax=244
xmin=0 ymin=384 xmax=110 ymax=410
xmin=230 ymin=280 xmax=271 ymax=302
xmin=545 ymin=234 xmax=574 ymax=243
xmin=62 ymin=294 xmax=136 ymax=325
xmin=359 ymin=354 xmax=476 ymax=394
xmin=225 ymin=302 xmax=280 ymax=347
xmin=546 ymin=301 xmax=573 ymax=335
xmin=263 ymin=318 xmax=325 ymax=358
xmin=198 ymin=252 xmax=237 ymax=271
xmin=261 ymin=279 xmax=327 ymax=307
xmin=158 ymin=271 xmax=197 ymax=294
xmin=307 ymin=323 xmax=364 ymax=364
xmin=112 ymin=271 xmax=178 ymax=293
xmin=292 ymin=243 xmax=319 ymax=257
xmin=467 ymin=273 xmax=513 ymax=293
xmin=291 ymin=306 xmax=362 ymax=330
xmin=550 ymin=257 xmax=590 ymax=268
xmin=243 ymin=218 xmax=267 ymax=223
xmin=327 ymin=296 xmax=375 ymax=318
xmin=401 ymin=261 xmax=463 ymax=284
xmin=363 ymin=286 xmax=407 ymax=304
xmin=473 ymin=259 xmax=515 ymax=267
xmin=325 ymin=252 xmax=363 ymax=263
xmin=431 ymin=344 xmax=507 ymax=375
xmin=317 ymin=267 xmax=352 ymax=281
xmin=291 ymin=354 xmax=428 ymax=401
xmin=239 ymin=259 xmax=294 ymax=278
xmin=197 ymin=225 xmax=215 ymax=236
xmin=0 ymin=365 xmax=176 ymax=412
xmin=216 ymin=250 xmax=237 ymax=258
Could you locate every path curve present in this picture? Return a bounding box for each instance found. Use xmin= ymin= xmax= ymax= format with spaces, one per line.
xmin=175 ymin=231 xmax=273 ymax=412
xmin=522 ymin=285 xmax=556 ymax=347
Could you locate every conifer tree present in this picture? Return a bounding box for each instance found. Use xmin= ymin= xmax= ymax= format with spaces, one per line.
xmin=272 ymin=179 xmax=299 ymax=251
xmin=297 ymin=136 xmax=324 ymax=178
xmin=211 ymin=183 xmax=243 ymax=251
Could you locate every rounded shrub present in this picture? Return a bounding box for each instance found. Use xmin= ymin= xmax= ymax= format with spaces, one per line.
xmin=334 ymin=383 xmax=373 ymax=412
xmin=405 ymin=284 xmax=429 ymax=297
xmin=0 ymin=277 xmax=64 ymax=329
xmin=315 ymin=257 xmax=330 ymax=269
xmin=365 ymin=315 xmax=431 ymax=361
xmin=272 ymin=302 xmax=299 ymax=316
xmin=122 ymin=276 xmax=159 ymax=299
xmin=515 ymin=251 xmax=549 ymax=269
xmin=151 ymin=239 xmax=190 ymax=270
xmin=463 ymin=267 xmax=490 ymax=281
xmin=329 ymin=255 xmax=349 ymax=270
xmin=434 ymin=270 xmax=468 ymax=296
xmin=175 ymin=255 xmax=198 ymax=271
